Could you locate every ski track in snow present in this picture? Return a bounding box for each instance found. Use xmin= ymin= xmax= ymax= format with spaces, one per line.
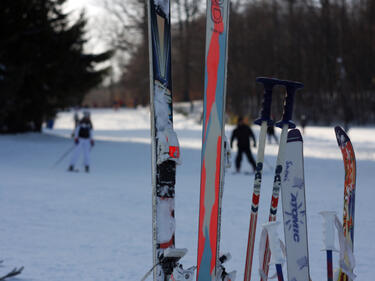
xmin=0 ymin=107 xmax=374 ymax=280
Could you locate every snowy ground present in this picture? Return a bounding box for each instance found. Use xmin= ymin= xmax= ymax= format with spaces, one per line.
xmin=0 ymin=107 xmax=374 ymax=281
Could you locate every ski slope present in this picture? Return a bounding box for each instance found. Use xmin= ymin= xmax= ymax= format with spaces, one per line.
xmin=0 ymin=107 xmax=374 ymax=280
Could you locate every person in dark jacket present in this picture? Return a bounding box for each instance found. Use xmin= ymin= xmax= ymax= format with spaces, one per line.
xmin=300 ymin=114 xmax=307 ymax=134
xmin=68 ymin=111 xmax=94 ymax=172
xmin=230 ymin=116 xmax=257 ymax=173
xmin=267 ymin=124 xmax=278 ymax=144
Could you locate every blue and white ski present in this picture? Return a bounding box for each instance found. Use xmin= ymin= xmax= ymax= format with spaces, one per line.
xmin=281 ymin=129 xmax=310 ymax=281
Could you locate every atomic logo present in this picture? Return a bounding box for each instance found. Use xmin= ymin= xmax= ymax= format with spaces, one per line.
xmin=285 ymin=191 xmax=306 ymax=242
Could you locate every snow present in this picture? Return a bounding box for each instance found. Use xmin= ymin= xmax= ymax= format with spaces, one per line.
xmin=1 ymin=107 xmax=374 ymax=280
xmin=154 ymin=83 xmax=172 ymax=132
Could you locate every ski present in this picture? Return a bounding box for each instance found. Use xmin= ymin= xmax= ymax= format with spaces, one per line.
xmin=147 ymin=0 xmax=188 ymax=280
xmin=0 ymin=266 xmax=24 ymax=281
xmin=334 ymin=126 xmax=356 ymax=281
xmin=243 ymin=77 xmax=279 ymax=281
xmin=259 ymin=80 xmax=303 ymax=281
xmin=141 ymin=249 xmax=196 ymax=281
xmin=281 ymin=128 xmax=310 ymax=281
xmin=196 ymin=0 xmax=231 ymax=280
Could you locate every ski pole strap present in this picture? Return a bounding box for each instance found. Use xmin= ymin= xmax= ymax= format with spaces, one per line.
xmin=334 ymin=215 xmax=356 ymax=280
xmin=320 ymin=211 xmax=338 ymax=251
xmin=275 ymin=80 xmax=304 ymax=129
xmin=254 ymin=77 xmax=280 ymax=126
xmin=262 ymin=221 xmax=285 ymax=265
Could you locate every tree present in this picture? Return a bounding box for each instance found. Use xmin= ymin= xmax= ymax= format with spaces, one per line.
xmin=0 ymin=0 xmax=112 ymax=133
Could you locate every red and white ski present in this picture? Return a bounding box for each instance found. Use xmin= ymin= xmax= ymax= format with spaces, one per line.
xmin=196 ymin=0 xmax=232 ymax=280
xmin=334 ymin=126 xmax=356 ymax=281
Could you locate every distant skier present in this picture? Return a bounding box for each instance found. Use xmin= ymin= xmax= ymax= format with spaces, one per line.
xmin=71 ymin=108 xmax=80 ymax=137
xmin=230 ymin=116 xmax=257 ymax=173
xmin=267 ymin=123 xmax=278 ymax=144
xmin=68 ymin=110 xmax=94 ymax=173
xmin=300 ymin=114 xmax=307 ymax=134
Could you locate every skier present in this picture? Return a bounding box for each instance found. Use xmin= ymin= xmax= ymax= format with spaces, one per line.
xmin=230 ymin=116 xmax=257 ymax=173
xmin=300 ymin=114 xmax=307 ymax=134
xmin=73 ymin=109 xmax=79 ymax=128
xmin=267 ymin=123 xmax=278 ymax=144
xmin=71 ymin=108 xmax=80 ymax=137
xmin=68 ymin=110 xmax=94 ymax=173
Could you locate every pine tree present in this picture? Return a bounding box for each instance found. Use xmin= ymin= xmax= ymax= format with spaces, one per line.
xmin=0 ymin=0 xmax=112 ymax=133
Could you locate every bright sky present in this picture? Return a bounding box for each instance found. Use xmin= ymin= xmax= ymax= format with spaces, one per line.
xmin=64 ymin=0 xmax=121 ymax=82
xmin=65 ymin=0 xmax=103 ymax=17
xmin=64 ymin=0 xmax=109 ymax=53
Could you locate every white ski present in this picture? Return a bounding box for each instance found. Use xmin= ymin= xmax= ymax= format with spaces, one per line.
xmin=281 ymin=128 xmax=310 ymax=281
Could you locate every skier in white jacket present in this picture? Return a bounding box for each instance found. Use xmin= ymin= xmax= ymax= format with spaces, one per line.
xmin=68 ymin=111 xmax=94 ymax=172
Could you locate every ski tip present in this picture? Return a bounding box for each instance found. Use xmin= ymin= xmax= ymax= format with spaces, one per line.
xmin=334 ymin=126 xmax=350 ymax=146
xmin=287 ymin=128 xmax=303 ymax=143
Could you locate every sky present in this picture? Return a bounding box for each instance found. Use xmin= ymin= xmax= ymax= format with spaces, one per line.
xmin=64 ymin=0 xmax=123 ymax=82
xmin=64 ymin=0 xmax=109 ymax=53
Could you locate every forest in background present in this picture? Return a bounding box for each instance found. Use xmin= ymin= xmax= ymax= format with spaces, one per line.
xmin=1 ymin=0 xmax=375 ymax=133
xmin=106 ymin=0 xmax=375 ymax=125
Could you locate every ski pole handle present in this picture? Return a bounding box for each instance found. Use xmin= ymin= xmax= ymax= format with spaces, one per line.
xmin=275 ymin=80 xmax=304 ymax=129
xmin=254 ymin=77 xmax=280 ymax=126
xmin=320 ymin=211 xmax=337 ymax=251
xmin=262 ymin=221 xmax=284 ymax=265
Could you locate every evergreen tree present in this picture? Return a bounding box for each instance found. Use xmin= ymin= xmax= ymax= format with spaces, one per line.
xmin=0 ymin=0 xmax=112 ymax=133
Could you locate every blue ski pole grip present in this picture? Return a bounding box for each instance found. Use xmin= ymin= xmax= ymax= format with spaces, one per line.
xmin=275 ymin=80 xmax=304 ymax=129
xmin=254 ymin=77 xmax=280 ymax=126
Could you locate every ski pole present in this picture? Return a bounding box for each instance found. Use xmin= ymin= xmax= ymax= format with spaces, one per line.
xmin=320 ymin=211 xmax=337 ymax=281
xmin=260 ymin=79 xmax=304 ymax=281
xmin=262 ymin=221 xmax=285 ymax=281
xmin=244 ymin=77 xmax=279 ymax=281
xmin=52 ymin=144 xmax=75 ymax=168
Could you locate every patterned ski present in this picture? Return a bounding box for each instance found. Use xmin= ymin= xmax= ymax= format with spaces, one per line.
xmin=147 ymin=1 xmax=185 ymax=280
xmin=281 ymin=129 xmax=310 ymax=281
xmin=334 ymin=126 xmax=356 ymax=281
xmin=196 ymin=0 xmax=231 ymax=280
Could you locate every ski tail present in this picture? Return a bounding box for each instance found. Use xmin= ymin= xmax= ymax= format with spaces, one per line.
xmin=196 ymin=0 xmax=230 ymax=280
xmin=281 ymin=129 xmax=310 ymax=281
xmin=148 ymin=0 xmax=181 ymax=279
xmin=334 ymin=126 xmax=356 ymax=281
